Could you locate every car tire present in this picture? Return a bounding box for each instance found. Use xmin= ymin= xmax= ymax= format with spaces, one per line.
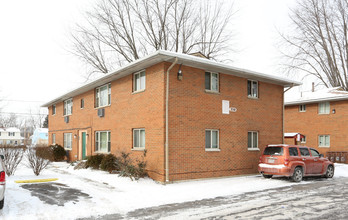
xmin=291 ymin=167 xmax=303 ymax=182
xmin=325 ymin=165 xmax=334 ymax=178
xmin=0 ymin=198 xmax=4 ymax=209
xmin=262 ymin=174 xmax=273 ymax=179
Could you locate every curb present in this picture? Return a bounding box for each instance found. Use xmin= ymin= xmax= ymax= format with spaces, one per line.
xmin=15 ymin=178 xmax=59 ymax=183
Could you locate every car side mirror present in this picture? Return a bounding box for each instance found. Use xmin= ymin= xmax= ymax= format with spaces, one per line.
xmin=0 ymin=155 xmax=4 ymax=160
xmin=319 ymin=154 xmax=324 ymax=158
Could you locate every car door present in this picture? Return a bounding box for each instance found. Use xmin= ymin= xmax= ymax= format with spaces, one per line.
xmin=310 ymin=148 xmax=324 ymax=174
xmin=299 ymin=147 xmax=314 ymax=174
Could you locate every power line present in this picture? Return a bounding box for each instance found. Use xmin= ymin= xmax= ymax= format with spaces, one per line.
xmin=1 ymin=99 xmax=45 ymax=103
xmin=0 ymin=112 xmax=47 ymax=116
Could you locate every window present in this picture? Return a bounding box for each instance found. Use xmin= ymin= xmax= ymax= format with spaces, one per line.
xmin=264 ymin=147 xmax=283 ymax=155
xmin=299 ymin=104 xmax=306 ymax=112
xmin=299 ymin=148 xmax=310 ymax=156
xmin=301 ymin=135 xmax=306 ymax=143
xmin=248 ymin=131 xmax=258 ymax=150
xmin=310 ymin=148 xmax=320 ymax=157
xmin=81 ymin=99 xmax=84 ymax=109
xmin=133 ymin=70 xmax=146 ymax=92
xmin=247 ymin=80 xmax=258 ymax=98
xmin=52 ymin=104 xmax=56 ymax=115
xmin=64 ymin=133 xmax=72 ymax=149
xmin=318 ymin=102 xmax=330 ymax=114
xmin=64 ymin=99 xmax=73 ymax=116
xmin=95 ymin=84 xmax=111 ymax=108
xmin=289 ymin=147 xmax=299 ymax=156
xmin=95 ymin=131 xmax=110 ymax=153
xmin=52 ymin=134 xmax=56 ymax=144
xmin=205 ymin=129 xmax=219 ymax=149
xmin=8 ymin=132 xmax=15 ymax=136
xmin=319 ymin=135 xmax=330 ymax=147
xmin=205 ymin=72 xmax=219 ymax=92
xmin=133 ymin=128 xmax=145 ymax=149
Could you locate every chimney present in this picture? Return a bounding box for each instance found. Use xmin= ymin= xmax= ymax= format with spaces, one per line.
xmin=312 ymin=82 xmax=315 ymax=92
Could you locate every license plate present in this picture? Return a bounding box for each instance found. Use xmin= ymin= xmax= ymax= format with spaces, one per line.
xmin=268 ymin=159 xmax=275 ymax=163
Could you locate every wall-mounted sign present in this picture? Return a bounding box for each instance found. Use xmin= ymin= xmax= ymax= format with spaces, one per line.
xmin=222 ymin=100 xmax=230 ymax=114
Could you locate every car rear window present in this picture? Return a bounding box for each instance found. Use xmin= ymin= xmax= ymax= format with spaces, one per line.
xmin=289 ymin=147 xmax=299 ymax=156
xmin=263 ymin=147 xmax=284 ymax=156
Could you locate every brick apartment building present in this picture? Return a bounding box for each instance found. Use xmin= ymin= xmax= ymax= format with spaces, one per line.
xmin=42 ymin=50 xmax=299 ymax=182
xmin=284 ymin=87 xmax=348 ymax=156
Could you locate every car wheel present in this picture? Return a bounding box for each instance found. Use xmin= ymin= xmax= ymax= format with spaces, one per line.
xmin=325 ymin=165 xmax=334 ymax=178
xmin=0 ymin=198 xmax=4 ymax=209
xmin=291 ymin=167 xmax=303 ymax=182
xmin=262 ymin=174 xmax=273 ymax=179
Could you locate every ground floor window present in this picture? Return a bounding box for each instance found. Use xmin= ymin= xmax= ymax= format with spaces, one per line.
xmin=95 ymin=131 xmax=110 ymax=153
xmin=319 ymin=135 xmax=330 ymax=147
xmin=52 ymin=134 xmax=56 ymax=144
xmin=64 ymin=133 xmax=72 ymax=149
xmin=205 ymin=129 xmax=219 ymax=149
xmin=248 ymin=131 xmax=258 ymax=150
xmin=133 ymin=128 xmax=145 ymax=149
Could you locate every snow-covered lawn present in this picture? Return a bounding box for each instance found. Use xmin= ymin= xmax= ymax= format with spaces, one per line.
xmin=2 ymin=162 xmax=348 ymax=220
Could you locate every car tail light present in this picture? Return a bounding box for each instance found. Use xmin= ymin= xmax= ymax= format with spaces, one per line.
xmin=284 ymin=159 xmax=289 ymax=166
xmin=259 ymin=156 xmax=262 ymax=163
xmin=0 ymin=171 xmax=5 ymax=185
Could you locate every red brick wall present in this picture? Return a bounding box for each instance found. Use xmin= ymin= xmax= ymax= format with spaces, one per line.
xmin=285 ymin=100 xmax=348 ymax=156
xmin=165 ymin=63 xmax=284 ymax=181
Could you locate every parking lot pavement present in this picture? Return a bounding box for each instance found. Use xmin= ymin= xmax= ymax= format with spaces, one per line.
xmin=82 ymin=177 xmax=348 ymax=220
xmin=21 ymin=182 xmax=90 ymax=206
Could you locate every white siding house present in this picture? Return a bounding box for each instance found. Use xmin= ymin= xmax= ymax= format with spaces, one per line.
xmin=0 ymin=127 xmax=24 ymax=146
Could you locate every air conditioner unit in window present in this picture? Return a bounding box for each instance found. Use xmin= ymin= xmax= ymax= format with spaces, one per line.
xmin=97 ymin=108 xmax=105 ymax=117
xmin=64 ymin=116 xmax=69 ymax=123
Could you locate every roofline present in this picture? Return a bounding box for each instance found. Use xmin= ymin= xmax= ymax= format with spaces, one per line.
xmin=42 ymin=50 xmax=301 ymax=107
xmin=285 ymin=95 xmax=348 ymax=106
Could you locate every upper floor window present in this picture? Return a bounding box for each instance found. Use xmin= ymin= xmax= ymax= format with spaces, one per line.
xmin=63 ymin=99 xmax=73 ymax=116
xmin=64 ymin=133 xmax=72 ymax=149
xmin=95 ymin=131 xmax=111 ymax=153
xmin=133 ymin=70 xmax=146 ymax=92
xmin=319 ymin=135 xmax=330 ymax=147
xmin=301 ymin=135 xmax=306 ymax=143
xmin=299 ymin=104 xmax=306 ymax=112
xmin=8 ymin=132 xmax=15 ymax=136
xmin=247 ymin=80 xmax=258 ymax=98
xmin=205 ymin=72 xmax=219 ymax=92
xmin=318 ymin=102 xmax=330 ymax=114
xmin=133 ymin=128 xmax=145 ymax=149
xmin=81 ymin=99 xmax=84 ymax=109
xmin=205 ymin=129 xmax=219 ymax=150
xmin=248 ymin=131 xmax=258 ymax=150
xmin=52 ymin=104 xmax=56 ymax=115
xmin=96 ymin=84 xmax=111 ymax=108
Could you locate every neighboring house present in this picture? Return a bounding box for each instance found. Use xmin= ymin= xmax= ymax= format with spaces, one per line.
xmin=285 ymin=87 xmax=348 ymax=156
xmin=31 ymin=128 xmax=48 ymax=146
xmin=42 ymin=50 xmax=300 ymax=182
xmin=0 ymin=127 xmax=24 ymax=146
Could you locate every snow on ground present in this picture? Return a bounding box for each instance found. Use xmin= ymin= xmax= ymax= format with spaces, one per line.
xmin=2 ymin=162 xmax=348 ymax=220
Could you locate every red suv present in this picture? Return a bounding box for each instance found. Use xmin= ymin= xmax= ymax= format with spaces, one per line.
xmin=258 ymin=145 xmax=334 ymax=182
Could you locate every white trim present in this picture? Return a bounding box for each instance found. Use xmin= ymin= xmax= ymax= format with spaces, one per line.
xmin=299 ymin=104 xmax=306 ymax=112
xmin=95 ymin=131 xmax=111 ymax=153
xmin=133 ymin=70 xmax=146 ymax=93
xmin=205 ymin=148 xmax=221 ymax=152
xmin=318 ymin=102 xmax=330 ymax=115
xmin=205 ymin=129 xmax=219 ymax=150
xmin=247 ymin=80 xmax=258 ymax=98
xmin=133 ymin=128 xmax=145 ymax=149
xmin=248 ymin=148 xmax=260 ymax=151
xmin=63 ymin=133 xmax=72 ymax=150
xmin=52 ymin=104 xmax=56 ymax=115
xmin=95 ymin=83 xmax=111 ymax=108
xmin=248 ymin=131 xmax=258 ymax=150
xmin=318 ymin=134 xmax=330 ymax=148
xmin=63 ymin=98 xmax=73 ymax=116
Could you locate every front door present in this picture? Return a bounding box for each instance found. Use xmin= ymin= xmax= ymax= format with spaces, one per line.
xmin=82 ymin=132 xmax=86 ymax=160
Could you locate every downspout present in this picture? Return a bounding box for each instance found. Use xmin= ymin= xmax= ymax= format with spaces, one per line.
xmin=283 ymin=84 xmax=294 ymax=144
xmin=165 ymin=58 xmax=178 ymax=183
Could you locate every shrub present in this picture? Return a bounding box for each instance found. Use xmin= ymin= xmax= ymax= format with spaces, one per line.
xmin=118 ymin=150 xmax=147 ymax=180
xmin=86 ymin=154 xmax=105 ymax=169
xmin=36 ymin=145 xmax=53 ymax=161
xmin=0 ymin=145 xmax=26 ymax=176
xmin=100 ymin=154 xmax=119 ymax=173
xmin=51 ymin=144 xmax=66 ymax=161
xmin=26 ymin=148 xmax=50 ymax=176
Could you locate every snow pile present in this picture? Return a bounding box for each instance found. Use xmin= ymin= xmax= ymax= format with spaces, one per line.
xmin=2 ymin=162 xmax=348 ymax=220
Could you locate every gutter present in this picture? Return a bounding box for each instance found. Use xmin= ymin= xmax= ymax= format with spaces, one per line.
xmin=165 ymin=57 xmax=178 ymax=183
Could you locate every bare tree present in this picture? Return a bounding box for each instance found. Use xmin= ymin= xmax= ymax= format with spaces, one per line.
xmin=71 ymin=0 xmax=235 ymax=78
xmin=26 ymin=148 xmax=50 ymax=176
xmin=0 ymin=145 xmax=25 ymax=176
xmin=280 ymin=0 xmax=348 ymax=90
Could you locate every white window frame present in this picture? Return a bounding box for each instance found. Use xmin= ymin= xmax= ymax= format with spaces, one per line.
xmin=248 ymin=131 xmax=259 ymax=151
xmin=81 ymin=99 xmax=84 ymax=109
xmin=95 ymin=84 xmax=111 ymax=108
xmin=95 ymin=131 xmax=111 ymax=153
xmin=133 ymin=70 xmax=146 ymax=92
xmin=318 ymin=102 xmax=330 ymax=114
xmin=247 ymin=80 xmax=258 ymax=98
xmin=52 ymin=104 xmax=56 ymax=115
xmin=133 ymin=128 xmax=145 ymax=149
xmin=63 ymin=99 xmax=73 ymax=116
xmin=318 ymin=135 xmax=330 ymax=148
xmin=63 ymin=133 xmax=72 ymax=149
xmin=301 ymin=135 xmax=306 ymax=143
xmin=299 ymin=104 xmax=306 ymax=112
xmin=205 ymin=72 xmax=219 ymax=92
xmin=205 ymin=129 xmax=220 ymax=151
xmin=52 ymin=134 xmax=56 ymax=145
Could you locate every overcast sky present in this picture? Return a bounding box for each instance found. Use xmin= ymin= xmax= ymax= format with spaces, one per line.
xmin=0 ymin=0 xmax=300 ymax=118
